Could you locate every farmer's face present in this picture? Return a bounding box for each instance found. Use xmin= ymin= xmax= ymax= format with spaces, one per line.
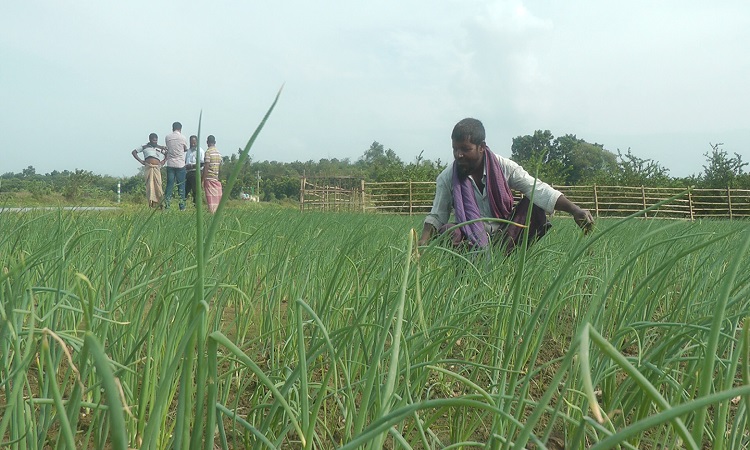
xmin=190 ymin=136 xmax=198 ymax=147
xmin=452 ymin=136 xmax=485 ymax=178
xmin=149 ymin=136 xmax=158 ymax=146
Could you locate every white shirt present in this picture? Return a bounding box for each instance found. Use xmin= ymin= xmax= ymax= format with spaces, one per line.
xmin=185 ymin=146 xmax=205 ymax=166
xmin=134 ymin=145 xmax=162 ymax=161
xmin=424 ymin=153 xmax=562 ymax=233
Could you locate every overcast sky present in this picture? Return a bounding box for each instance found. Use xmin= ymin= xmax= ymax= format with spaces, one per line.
xmin=2 ymin=1 xmax=748 ymax=179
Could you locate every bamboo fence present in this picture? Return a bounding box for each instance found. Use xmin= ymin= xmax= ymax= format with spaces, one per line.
xmin=300 ymin=178 xmax=750 ymax=220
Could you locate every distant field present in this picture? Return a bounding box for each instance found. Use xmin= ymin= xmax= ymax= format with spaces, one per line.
xmin=2 ymin=208 xmax=749 ymax=449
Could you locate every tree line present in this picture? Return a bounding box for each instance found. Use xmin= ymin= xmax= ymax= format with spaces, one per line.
xmin=511 ymin=131 xmax=748 ymax=189
xmin=1 ymin=132 xmax=747 ymax=204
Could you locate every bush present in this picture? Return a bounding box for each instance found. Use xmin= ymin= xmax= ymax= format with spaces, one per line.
xmin=28 ymin=181 xmax=52 ymax=200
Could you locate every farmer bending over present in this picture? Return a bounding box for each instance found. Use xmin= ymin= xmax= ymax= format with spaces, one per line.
xmin=418 ymin=118 xmax=594 ymax=252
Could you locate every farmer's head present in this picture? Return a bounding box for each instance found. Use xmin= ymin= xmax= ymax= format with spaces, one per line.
xmin=451 ymin=118 xmax=486 ymax=178
xmin=451 ymin=118 xmax=485 ymax=146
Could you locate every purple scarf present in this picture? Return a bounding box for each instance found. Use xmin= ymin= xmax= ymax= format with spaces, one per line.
xmin=451 ymin=147 xmax=514 ymax=247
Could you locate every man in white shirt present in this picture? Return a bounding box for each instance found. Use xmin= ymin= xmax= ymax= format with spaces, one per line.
xmin=131 ymin=133 xmax=166 ymax=208
xmin=184 ymin=135 xmax=205 ymax=206
xmin=164 ymin=121 xmax=188 ymax=210
xmin=419 ymin=118 xmax=594 ymax=252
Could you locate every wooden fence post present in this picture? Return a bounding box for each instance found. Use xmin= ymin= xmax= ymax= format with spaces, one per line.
xmin=361 ymin=179 xmax=366 ymax=213
xmin=641 ymin=185 xmax=647 ymax=218
xmin=688 ymin=190 xmax=694 ymax=221
xmin=593 ymin=185 xmax=599 ymax=217
xmin=409 ymin=180 xmax=413 ymax=216
xmin=728 ymin=186 xmax=733 ymax=220
xmin=300 ymin=177 xmax=305 ymax=212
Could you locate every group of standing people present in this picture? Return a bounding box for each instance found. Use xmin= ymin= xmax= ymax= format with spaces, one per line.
xmin=131 ymin=122 xmax=223 ymax=213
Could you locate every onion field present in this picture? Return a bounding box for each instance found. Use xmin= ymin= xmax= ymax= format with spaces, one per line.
xmin=1 ymin=205 xmax=749 ymax=449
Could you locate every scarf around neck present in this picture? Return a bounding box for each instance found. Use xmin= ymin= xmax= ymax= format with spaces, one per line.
xmin=451 ymin=147 xmax=514 ymax=247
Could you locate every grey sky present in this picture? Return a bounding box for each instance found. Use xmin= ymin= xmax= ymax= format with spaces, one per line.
xmin=2 ymin=1 xmax=748 ymax=179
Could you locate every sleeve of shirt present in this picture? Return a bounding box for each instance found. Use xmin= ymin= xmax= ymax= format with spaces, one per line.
xmin=499 ymin=156 xmax=562 ymax=214
xmin=424 ymin=167 xmax=453 ymax=230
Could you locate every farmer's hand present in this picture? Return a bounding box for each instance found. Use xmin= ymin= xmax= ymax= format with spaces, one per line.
xmin=572 ymin=208 xmax=594 ymax=235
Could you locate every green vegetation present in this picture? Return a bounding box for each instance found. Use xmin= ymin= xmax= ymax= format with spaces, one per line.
xmin=1 ymin=205 xmax=749 ymax=449
xmin=510 ymin=131 xmax=749 ymax=189
xmin=0 ymin=141 xmax=446 ymax=206
xmin=3 ymin=130 xmax=748 ymax=206
xmin=2 ymin=95 xmax=749 ymax=449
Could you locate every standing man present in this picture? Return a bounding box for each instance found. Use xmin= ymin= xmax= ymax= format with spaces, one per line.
xmin=184 ymin=135 xmax=205 ymax=206
xmin=131 ymin=133 xmax=167 ymax=208
xmin=164 ymin=121 xmax=188 ymax=210
xmin=202 ymin=135 xmax=223 ymax=214
xmin=419 ymin=118 xmax=594 ymax=252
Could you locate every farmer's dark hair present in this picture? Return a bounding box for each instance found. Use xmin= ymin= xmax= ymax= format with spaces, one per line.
xmin=172 ymin=122 xmax=182 ymax=131
xmin=207 ymin=135 xmax=216 ymax=144
xmin=451 ymin=118 xmax=485 ymax=145
xmin=149 ymin=133 xmax=158 ymax=140
xmin=190 ymin=135 xmax=198 ymax=141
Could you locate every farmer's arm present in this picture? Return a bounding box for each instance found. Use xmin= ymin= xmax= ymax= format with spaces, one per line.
xmin=502 ymin=156 xmax=558 ymax=214
xmin=419 ymin=167 xmax=453 ymax=246
xmin=554 ymin=195 xmax=594 ymax=233
xmin=501 ymin=155 xmax=593 ymax=233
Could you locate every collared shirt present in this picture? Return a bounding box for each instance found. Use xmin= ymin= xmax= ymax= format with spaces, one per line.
xmin=164 ymin=130 xmax=188 ymax=168
xmin=203 ymin=146 xmax=222 ymax=180
xmin=424 ymin=153 xmax=562 ymax=233
xmin=134 ymin=145 xmax=162 ymax=160
xmin=185 ymin=146 xmax=205 ymax=167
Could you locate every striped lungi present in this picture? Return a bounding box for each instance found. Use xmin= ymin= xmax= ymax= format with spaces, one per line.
xmin=203 ymin=178 xmax=222 ymax=213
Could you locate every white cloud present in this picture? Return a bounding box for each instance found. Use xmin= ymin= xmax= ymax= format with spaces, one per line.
xmin=477 ymin=1 xmax=553 ymax=34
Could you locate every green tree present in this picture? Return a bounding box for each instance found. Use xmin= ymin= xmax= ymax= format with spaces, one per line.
xmin=358 ymin=141 xmax=404 ymax=181
xmin=22 ymin=166 xmax=36 ymax=178
xmin=512 ymin=131 xmax=616 ymax=185
xmin=511 ymin=130 xmax=556 ymax=162
xmin=511 ymin=131 xmax=567 ymax=184
xmin=700 ymin=143 xmax=747 ymax=189
xmin=261 ymin=176 xmax=299 ymax=202
xmin=735 ymin=173 xmax=750 ymax=189
xmin=611 ymin=149 xmax=671 ymax=187
xmin=560 ymin=137 xmax=617 ymax=185
xmin=402 ymin=151 xmax=445 ymax=182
